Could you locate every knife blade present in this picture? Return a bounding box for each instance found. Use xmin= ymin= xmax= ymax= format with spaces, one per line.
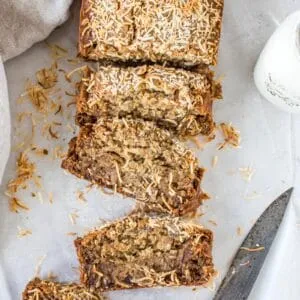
xmin=213 ymin=187 xmax=293 ymax=300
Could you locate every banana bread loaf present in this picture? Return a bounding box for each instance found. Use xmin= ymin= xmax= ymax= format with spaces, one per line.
xmin=62 ymin=118 xmax=207 ymax=216
xmin=75 ymin=214 xmax=215 ymax=292
xmin=76 ymin=65 xmax=222 ymax=137
xmin=79 ymin=0 xmax=224 ymax=66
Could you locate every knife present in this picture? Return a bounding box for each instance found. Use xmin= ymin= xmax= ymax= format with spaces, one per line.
xmin=213 ymin=187 xmax=293 ymax=300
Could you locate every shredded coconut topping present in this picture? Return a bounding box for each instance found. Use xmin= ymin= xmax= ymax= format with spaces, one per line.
xmin=23 ymin=278 xmax=103 ymax=300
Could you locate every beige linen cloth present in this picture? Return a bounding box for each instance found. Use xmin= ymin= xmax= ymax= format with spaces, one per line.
xmin=0 ymin=0 xmax=73 ymax=62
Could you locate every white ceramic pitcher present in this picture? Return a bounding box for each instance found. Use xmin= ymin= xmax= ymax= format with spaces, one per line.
xmin=254 ymin=11 xmax=300 ymax=113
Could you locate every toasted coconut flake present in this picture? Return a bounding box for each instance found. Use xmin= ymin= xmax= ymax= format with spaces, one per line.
xmin=9 ymin=197 xmax=30 ymax=213
xmin=17 ymin=112 xmax=32 ymax=123
xmin=69 ymin=212 xmax=79 ymax=225
xmin=66 ymin=66 xmax=87 ymax=82
xmin=76 ymin=190 xmax=87 ymax=203
xmin=37 ymin=192 xmax=44 ymax=204
xmin=55 ymin=104 xmax=62 ymax=115
xmin=212 ymin=156 xmax=218 ymax=167
xmin=65 ymin=91 xmax=77 ymax=97
xmin=36 ymin=63 xmax=58 ymax=89
xmin=47 ymin=43 xmax=68 ymax=59
xmin=17 ymin=226 xmax=32 ymax=238
xmin=31 ymin=146 xmax=49 ymax=156
xmin=67 ymin=57 xmax=83 ymax=65
xmin=190 ymin=137 xmax=204 ymax=150
xmin=218 ymin=123 xmax=240 ymax=149
xmin=208 ymin=220 xmax=217 ymax=226
xmin=67 ymin=100 xmax=76 ymax=107
xmin=47 ymin=271 xmax=58 ymax=281
xmin=237 ymin=226 xmax=243 ymax=236
xmin=34 ymin=255 xmax=47 ymax=277
xmin=239 ymin=167 xmax=255 ymax=182
xmin=26 ymin=82 xmax=50 ymax=113
xmin=49 ymin=125 xmax=59 ymax=139
xmin=48 ymin=192 xmax=54 ymax=204
xmin=52 ymin=146 xmax=66 ymax=160
xmin=67 ymin=232 xmax=77 ymax=236
xmin=7 ymin=152 xmax=36 ymax=196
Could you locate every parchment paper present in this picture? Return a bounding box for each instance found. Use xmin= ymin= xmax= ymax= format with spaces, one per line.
xmin=0 ymin=1 xmax=300 ymax=299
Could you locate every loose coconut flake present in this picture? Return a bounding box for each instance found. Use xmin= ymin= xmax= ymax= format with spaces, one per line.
xmin=218 ymin=123 xmax=240 ymax=149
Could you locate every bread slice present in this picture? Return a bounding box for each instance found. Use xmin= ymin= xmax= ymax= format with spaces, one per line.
xmin=76 ymin=65 xmax=222 ymax=137
xmin=22 ymin=278 xmax=103 ymax=299
xmin=79 ymin=0 xmax=224 ymax=66
xmin=61 ymin=118 xmax=207 ymax=216
xmin=75 ymin=214 xmax=215 ymax=292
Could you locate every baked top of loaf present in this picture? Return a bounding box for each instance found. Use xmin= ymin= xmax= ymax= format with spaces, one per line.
xmin=79 ymin=0 xmax=224 ymax=66
xmin=76 ymin=65 xmax=221 ymax=137
xmin=75 ymin=214 xmax=215 ymax=291
xmin=62 ymin=118 xmax=207 ymax=216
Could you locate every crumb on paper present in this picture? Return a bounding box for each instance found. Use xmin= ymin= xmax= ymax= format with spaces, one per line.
xmin=9 ymin=197 xmax=30 ymax=213
xmin=36 ymin=63 xmax=58 ymax=89
xmin=212 ymin=155 xmax=218 ymax=168
xmin=218 ymin=122 xmax=240 ymax=150
xmin=35 ymin=255 xmax=47 ymax=277
xmin=237 ymin=226 xmax=243 ymax=236
xmin=239 ymin=166 xmax=255 ymax=182
xmin=244 ymin=191 xmax=261 ymax=200
xmin=17 ymin=227 xmax=32 ymax=238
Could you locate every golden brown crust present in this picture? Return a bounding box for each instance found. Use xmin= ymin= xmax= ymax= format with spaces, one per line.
xmin=22 ymin=277 xmax=103 ymax=299
xmin=62 ymin=119 xmax=207 ymax=216
xmin=74 ymin=214 xmax=215 ymax=292
xmin=75 ymin=65 xmax=221 ymax=137
xmin=79 ymin=0 xmax=224 ymax=66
